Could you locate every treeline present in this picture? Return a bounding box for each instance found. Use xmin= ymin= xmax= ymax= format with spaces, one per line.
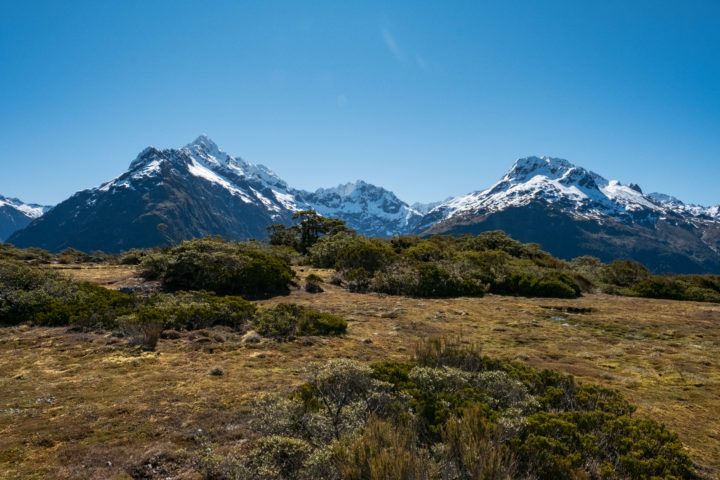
xmin=205 ymin=336 xmax=695 ymax=479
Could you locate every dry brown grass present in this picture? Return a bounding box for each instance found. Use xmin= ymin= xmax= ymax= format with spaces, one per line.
xmin=47 ymin=264 xmax=149 ymax=290
xmin=0 ymin=266 xmax=718 ymax=479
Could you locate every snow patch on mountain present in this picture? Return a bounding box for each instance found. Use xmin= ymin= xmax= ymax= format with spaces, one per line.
xmin=649 ymin=192 xmax=720 ymax=220
xmin=187 ymin=159 xmax=254 ymax=203
xmin=0 ymin=195 xmax=50 ymax=218
xmin=296 ymin=180 xmax=422 ymax=235
xmin=422 ymin=156 xmax=692 ymax=225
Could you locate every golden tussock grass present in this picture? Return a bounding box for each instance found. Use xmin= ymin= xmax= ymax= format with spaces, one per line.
xmin=0 ymin=266 xmax=718 ymax=479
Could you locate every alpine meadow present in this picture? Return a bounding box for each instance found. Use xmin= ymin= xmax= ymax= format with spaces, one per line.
xmin=2 ymin=2 xmax=720 ymax=480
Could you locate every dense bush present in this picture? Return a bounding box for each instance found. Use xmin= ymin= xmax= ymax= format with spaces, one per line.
xmin=239 ymin=337 xmax=694 ymax=480
xmin=302 ymin=227 xmax=589 ymax=300
xmin=32 ymin=283 xmax=135 ymax=328
xmin=0 ymin=260 xmax=134 ymax=327
xmin=491 ymin=271 xmax=581 ymax=298
xmin=0 ymin=243 xmax=53 ymax=263
xmin=630 ymin=275 xmax=720 ymax=302
xmin=334 ymin=238 xmax=395 ymax=273
xmin=139 ymin=290 xmax=256 ymax=330
xmin=601 ymin=260 xmax=651 ymax=287
xmin=252 ymin=303 xmax=347 ymax=339
xmin=140 ymin=236 xmax=294 ymax=298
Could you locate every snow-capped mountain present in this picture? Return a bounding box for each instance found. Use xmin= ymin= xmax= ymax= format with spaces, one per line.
xmin=8 ymin=136 xmax=300 ymax=252
xmin=0 ymin=195 xmax=51 ymax=241
xmin=648 ymin=192 xmax=720 ymax=220
xmin=8 ymin=136 xmax=420 ymax=252
xmin=296 ymin=181 xmax=423 ymax=236
xmin=419 ymin=156 xmax=720 ymax=273
xmin=8 ymin=142 xmax=720 ymax=272
xmin=418 ymin=156 xmax=666 ymax=230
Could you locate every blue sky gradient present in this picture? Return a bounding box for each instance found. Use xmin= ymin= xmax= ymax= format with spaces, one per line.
xmin=1 ymin=0 xmax=718 ymax=206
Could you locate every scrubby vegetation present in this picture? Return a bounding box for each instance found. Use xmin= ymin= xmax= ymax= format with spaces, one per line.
xmin=224 ymin=337 xmax=695 ymax=480
xmin=0 ymin=259 xmax=135 ymax=327
xmin=251 ymin=303 xmax=347 ymax=339
xmin=139 ymin=236 xmax=295 ymax=298
xmin=304 ymin=273 xmax=324 ymax=293
xmin=571 ymin=257 xmax=720 ymax=302
xmin=305 ymin=230 xmax=589 ymax=299
xmin=0 ymin=255 xmax=344 ymax=347
xmin=0 ymin=231 xmax=714 ymax=478
xmin=268 ymin=212 xmax=720 ymax=302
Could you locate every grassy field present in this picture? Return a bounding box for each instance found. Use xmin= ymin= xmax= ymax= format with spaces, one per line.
xmin=1 ymin=266 xmax=718 ymax=479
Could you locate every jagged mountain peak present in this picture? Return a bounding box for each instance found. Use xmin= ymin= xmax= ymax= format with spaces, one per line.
xmin=185 ymin=133 xmax=219 ymax=152
xmin=503 ymin=156 xmax=608 ymax=190
xmin=315 ymin=180 xmax=388 ymax=197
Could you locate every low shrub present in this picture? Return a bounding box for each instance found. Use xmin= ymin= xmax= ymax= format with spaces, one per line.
xmin=0 ymin=260 xmax=135 ymax=328
xmin=32 ymin=283 xmax=135 ymax=328
xmin=117 ymin=314 xmax=163 ymax=350
xmin=140 ymin=237 xmax=294 ymax=298
xmin=491 ymin=271 xmax=581 ymax=298
xmin=305 ymin=273 xmax=324 ymax=293
xmin=144 ymin=291 xmax=256 ymax=330
xmin=601 ymin=260 xmax=650 ymax=287
xmin=252 ymin=303 xmax=347 ymax=339
xmin=244 ymin=335 xmax=694 ymax=480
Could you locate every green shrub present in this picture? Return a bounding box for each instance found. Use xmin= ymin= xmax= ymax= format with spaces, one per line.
xmin=250 ymin=338 xmax=695 ymax=480
xmin=630 ymin=275 xmax=720 ymax=302
xmin=631 ymin=276 xmax=687 ymax=300
xmin=344 ymin=267 xmax=373 ymax=293
xmin=0 ymin=243 xmax=53 ymax=263
xmin=307 ymin=232 xmax=359 ymax=268
xmin=140 ymin=237 xmax=294 ymax=298
xmin=57 ymin=248 xmax=90 ymax=264
xmin=0 ymin=260 xmax=78 ymax=325
xmin=601 ymin=260 xmax=650 ymax=287
xmin=32 ymin=283 xmax=134 ymax=328
xmin=0 ymin=261 xmax=134 ymax=328
xmin=305 ymin=273 xmax=324 ymax=293
xmin=491 ymin=271 xmax=580 ymax=298
xmin=404 ymin=241 xmax=446 ymax=262
xmin=252 ymin=303 xmax=347 ymax=339
xmin=335 ymin=238 xmax=395 ymax=273
xmin=120 ymin=248 xmax=147 ymax=265
xmin=141 ymin=291 xmax=256 ymax=330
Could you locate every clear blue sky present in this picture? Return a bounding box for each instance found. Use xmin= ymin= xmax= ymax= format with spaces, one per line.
xmin=1 ymin=0 xmax=718 ymax=206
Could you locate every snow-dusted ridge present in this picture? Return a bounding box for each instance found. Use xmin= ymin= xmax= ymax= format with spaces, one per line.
xmin=297 ymin=180 xmax=423 ymax=236
xmin=85 ymin=143 xmax=720 ymax=236
xmin=0 ymin=195 xmax=50 ymax=219
xmin=0 ymin=194 xmax=52 ymax=241
xmin=422 ymin=156 xmax=720 ymax=226
xmin=79 ymin=136 xmax=423 ymax=236
xmin=6 ymin=138 xmax=720 ymax=273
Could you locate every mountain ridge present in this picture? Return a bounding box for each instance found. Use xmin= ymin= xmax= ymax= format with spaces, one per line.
xmin=0 ymin=195 xmax=51 ymax=241
xmin=7 ymin=138 xmax=720 ymax=273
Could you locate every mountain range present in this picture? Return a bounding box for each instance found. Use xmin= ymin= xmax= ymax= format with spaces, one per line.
xmin=5 ymin=136 xmax=720 ymax=273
